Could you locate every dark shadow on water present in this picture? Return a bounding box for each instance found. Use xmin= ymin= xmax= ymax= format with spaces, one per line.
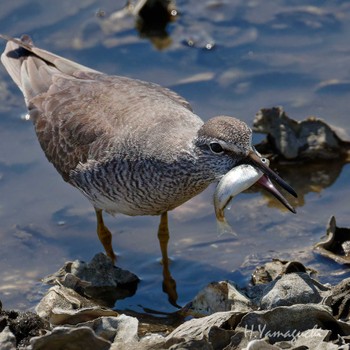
xmin=249 ymin=157 xmax=350 ymax=210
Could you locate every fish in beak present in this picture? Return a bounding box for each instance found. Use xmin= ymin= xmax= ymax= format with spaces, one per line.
xmin=213 ymin=149 xmax=297 ymax=234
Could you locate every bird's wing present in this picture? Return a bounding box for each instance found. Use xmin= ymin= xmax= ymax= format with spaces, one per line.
xmin=0 ymin=35 xmax=199 ymax=181
xmin=0 ymin=34 xmax=193 ymax=111
xmin=0 ymin=34 xmax=99 ymax=92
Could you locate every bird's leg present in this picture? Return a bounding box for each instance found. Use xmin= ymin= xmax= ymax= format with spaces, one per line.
xmin=157 ymin=212 xmax=179 ymax=307
xmin=95 ymin=208 xmax=116 ymax=263
xmin=158 ymin=212 xmax=170 ymax=266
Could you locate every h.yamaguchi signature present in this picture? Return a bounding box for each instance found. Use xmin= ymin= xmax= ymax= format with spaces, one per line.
xmin=244 ymin=323 xmax=324 ymax=343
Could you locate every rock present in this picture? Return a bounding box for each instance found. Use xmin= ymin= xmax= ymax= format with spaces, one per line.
xmin=0 ymin=326 xmax=16 ymax=350
xmin=7 ymin=250 xmax=350 ymax=350
xmin=164 ymin=311 xmax=244 ymax=349
xmin=42 ymin=253 xmax=139 ymax=307
xmin=109 ymin=314 xmax=139 ymax=349
xmin=314 ymin=216 xmax=350 ymax=264
xmin=132 ymin=0 xmax=177 ymax=26
xmin=29 ymin=326 xmax=111 ymax=350
xmin=36 ymin=284 xmax=119 ymax=326
xmin=259 ymin=272 xmax=331 ymax=309
xmin=330 ymin=277 xmax=350 ymax=320
xmin=76 ymin=315 xmax=132 ymax=342
xmin=75 ymin=0 xmax=177 ymax=51
xmin=36 ymin=285 xmax=99 ymax=321
xmin=283 ymin=328 xmax=337 ymax=349
xmin=242 ymin=339 xmax=281 ymax=349
xmin=7 ymin=311 xmax=49 ymax=348
xmin=49 ymin=307 xmax=119 ymax=326
xmin=0 ymin=310 xmax=49 ymax=348
xmin=223 ymin=330 xmax=259 ymax=350
xmin=108 ymin=314 xmax=166 ymax=350
xmin=253 ymin=106 xmax=350 ymax=160
xmin=74 ymin=315 xmax=123 ymax=342
xmin=251 ymin=259 xmax=314 ymax=285
xmin=182 ymin=281 xmax=252 ymax=317
xmin=136 ymin=333 xmax=166 ymax=350
xmin=238 ymin=304 xmax=350 ymax=343
xmin=70 ymin=253 xmax=139 ymax=286
xmin=111 ymin=314 xmax=138 ymax=344
xmin=251 ymin=108 xmax=350 ymax=206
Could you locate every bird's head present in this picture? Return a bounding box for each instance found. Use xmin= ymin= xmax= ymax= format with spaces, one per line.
xmin=195 ymin=116 xmax=297 ymax=213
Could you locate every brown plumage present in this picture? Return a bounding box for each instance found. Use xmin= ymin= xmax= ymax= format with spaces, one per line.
xmin=1 ymin=35 xmax=296 ymax=270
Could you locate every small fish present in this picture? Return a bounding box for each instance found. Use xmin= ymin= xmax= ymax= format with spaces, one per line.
xmin=214 ymin=163 xmax=267 ymax=234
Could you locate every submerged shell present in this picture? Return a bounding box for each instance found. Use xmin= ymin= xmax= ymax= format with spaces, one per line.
xmin=214 ymin=164 xmax=264 ymax=234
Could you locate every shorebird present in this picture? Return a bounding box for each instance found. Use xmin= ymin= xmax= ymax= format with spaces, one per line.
xmin=0 ymin=35 xmax=296 ymax=290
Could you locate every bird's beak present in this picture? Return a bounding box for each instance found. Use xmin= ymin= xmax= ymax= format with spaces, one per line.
xmin=247 ymin=151 xmax=297 ymax=213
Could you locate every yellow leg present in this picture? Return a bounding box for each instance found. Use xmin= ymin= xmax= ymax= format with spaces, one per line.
xmin=158 ymin=212 xmax=170 ymax=267
xmin=157 ymin=212 xmax=179 ymax=307
xmin=95 ymin=208 xmax=116 ymax=263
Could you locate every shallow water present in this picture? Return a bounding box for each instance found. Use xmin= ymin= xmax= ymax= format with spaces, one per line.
xmin=1 ymin=0 xmax=350 ymax=314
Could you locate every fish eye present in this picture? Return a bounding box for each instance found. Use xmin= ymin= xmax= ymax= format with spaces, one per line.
xmin=261 ymin=157 xmax=270 ymax=166
xmin=209 ymin=142 xmax=224 ymax=154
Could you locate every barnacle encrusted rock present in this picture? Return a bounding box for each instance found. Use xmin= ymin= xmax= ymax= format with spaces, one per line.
xmin=253 ymin=107 xmax=350 ymax=160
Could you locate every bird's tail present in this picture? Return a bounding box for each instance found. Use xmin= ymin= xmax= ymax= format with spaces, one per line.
xmin=0 ymin=34 xmax=98 ymax=103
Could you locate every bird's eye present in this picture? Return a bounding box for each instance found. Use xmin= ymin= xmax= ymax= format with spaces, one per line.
xmin=209 ymin=142 xmax=224 ymax=154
